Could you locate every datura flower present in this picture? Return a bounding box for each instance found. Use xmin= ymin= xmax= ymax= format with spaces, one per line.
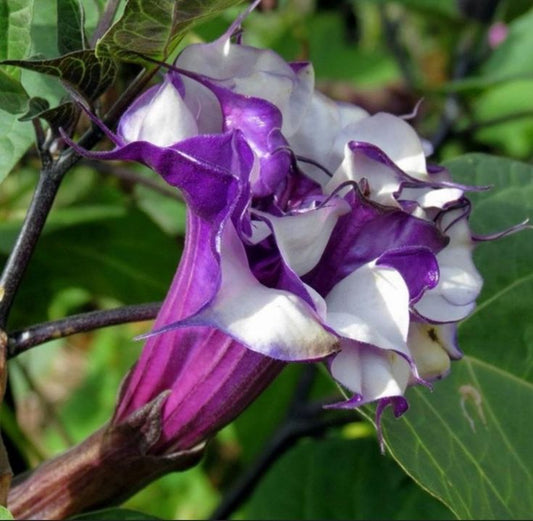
xmin=71 ymin=12 xmax=515 ymax=452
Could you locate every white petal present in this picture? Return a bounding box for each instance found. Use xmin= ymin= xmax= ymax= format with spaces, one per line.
xmin=414 ymin=293 xmax=476 ymax=322
xmin=199 ymin=223 xmax=339 ymax=361
xmin=331 ymin=343 xmax=410 ymax=401
xmin=326 ymin=143 xmax=403 ymax=207
xmin=120 ymin=77 xmax=198 ymax=146
xmin=414 ymin=211 xmax=482 ymax=321
xmin=248 ymin=219 xmax=272 ymax=244
xmin=337 ymin=101 xmax=369 ymax=128
xmin=341 ymin=113 xmax=427 ymax=177
xmin=289 ymin=91 xmax=343 ymax=181
xmin=326 ymin=262 xmax=411 ymax=355
xmin=256 ymin=197 xmax=350 ymax=276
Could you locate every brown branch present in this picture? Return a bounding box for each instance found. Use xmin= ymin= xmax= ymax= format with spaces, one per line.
xmin=7 ymin=302 xmax=161 ymax=359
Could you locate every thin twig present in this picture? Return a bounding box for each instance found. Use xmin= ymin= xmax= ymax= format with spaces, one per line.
xmin=7 ymin=302 xmax=161 ymax=359
xmin=0 ymin=173 xmax=62 ymax=330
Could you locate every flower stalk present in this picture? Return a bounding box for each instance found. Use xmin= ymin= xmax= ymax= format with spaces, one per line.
xmin=7 ymin=396 xmax=205 ymax=520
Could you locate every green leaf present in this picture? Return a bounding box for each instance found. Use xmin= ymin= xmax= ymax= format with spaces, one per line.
xmin=3 ymin=50 xmax=117 ymax=104
xmin=0 ymin=68 xmax=29 ymax=113
xmin=69 ymin=507 xmax=160 ymax=520
xmin=17 ymin=95 xmax=50 ymax=119
xmin=381 ymin=154 xmax=533 ymax=520
xmin=0 ymin=0 xmax=34 ymax=78
xmin=0 ymin=0 xmax=35 ymax=181
xmin=96 ymin=0 xmax=244 ymax=63
xmin=246 ymin=437 xmax=452 ymax=519
xmin=19 ymin=99 xmax=79 ymax=135
xmin=56 ymin=0 xmax=87 ymax=55
xmin=0 ymin=506 xmax=14 ymax=520
xmin=0 ymin=109 xmax=34 ymax=184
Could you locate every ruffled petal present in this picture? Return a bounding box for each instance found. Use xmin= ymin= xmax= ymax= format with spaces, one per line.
xmin=415 ymin=209 xmax=482 ymax=322
xmin=325 ymin=261 xmax=410 ymax=356
xmin=339 ymin=112 xmax=427 ymax=177
xmin=305 ymin=189 xmax=448 ymax=297
xmin=377 ymin=246 xmax=439 ymax=302
xmin=326 ymin=141 xmax=411 ymax=207
xmin=330 ymin=340 xmax=411 ymax=403
xmin=176 ymin=36 xmax=314 ymax=137
xmin=254 ymin=196 xmax=351 ymax=276
xmin=205 ymin=83 xmax=292 ymax=197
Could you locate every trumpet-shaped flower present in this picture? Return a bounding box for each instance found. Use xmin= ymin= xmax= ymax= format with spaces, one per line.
xmin=70 ymin=13 xmax=519 ymax=452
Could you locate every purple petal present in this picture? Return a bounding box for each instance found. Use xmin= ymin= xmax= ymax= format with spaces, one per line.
xmin=377 ymin=246 xmax=439 ymax=303
xmin=305 ymin=189 xmax=448 ymax=297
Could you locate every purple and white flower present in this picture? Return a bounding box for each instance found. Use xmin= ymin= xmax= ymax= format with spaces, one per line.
xmin=71 ymin=12 xmax=510 ymax=451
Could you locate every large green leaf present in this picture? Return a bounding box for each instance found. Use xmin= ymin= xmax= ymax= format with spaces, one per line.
xmin=0 ymin=0 xmax=35 ymax=182
xmin=56 ymin=0 xmax=87 ymax=55
xmin=245 ymin=437 xmax=452 ymax=519
xmin=96 ymin=0 xmax=243 ymax=62
xmin=0 ymin=68 xmax=29 ymax=114
xmin=382 ymin=358 xmax=532 ymax=520
xmin=0 ymin=0 xmax=34 ymax=78
xmin=380 ymin=154 xmax=533 ymax=520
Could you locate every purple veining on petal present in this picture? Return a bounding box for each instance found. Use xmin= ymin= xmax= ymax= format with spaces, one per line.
xmin=347 ymin=142 xmax=491 ymax=204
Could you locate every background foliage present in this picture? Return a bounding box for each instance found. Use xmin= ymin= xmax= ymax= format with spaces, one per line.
xmin=0 ymin=0 xmax=532 ymax=519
